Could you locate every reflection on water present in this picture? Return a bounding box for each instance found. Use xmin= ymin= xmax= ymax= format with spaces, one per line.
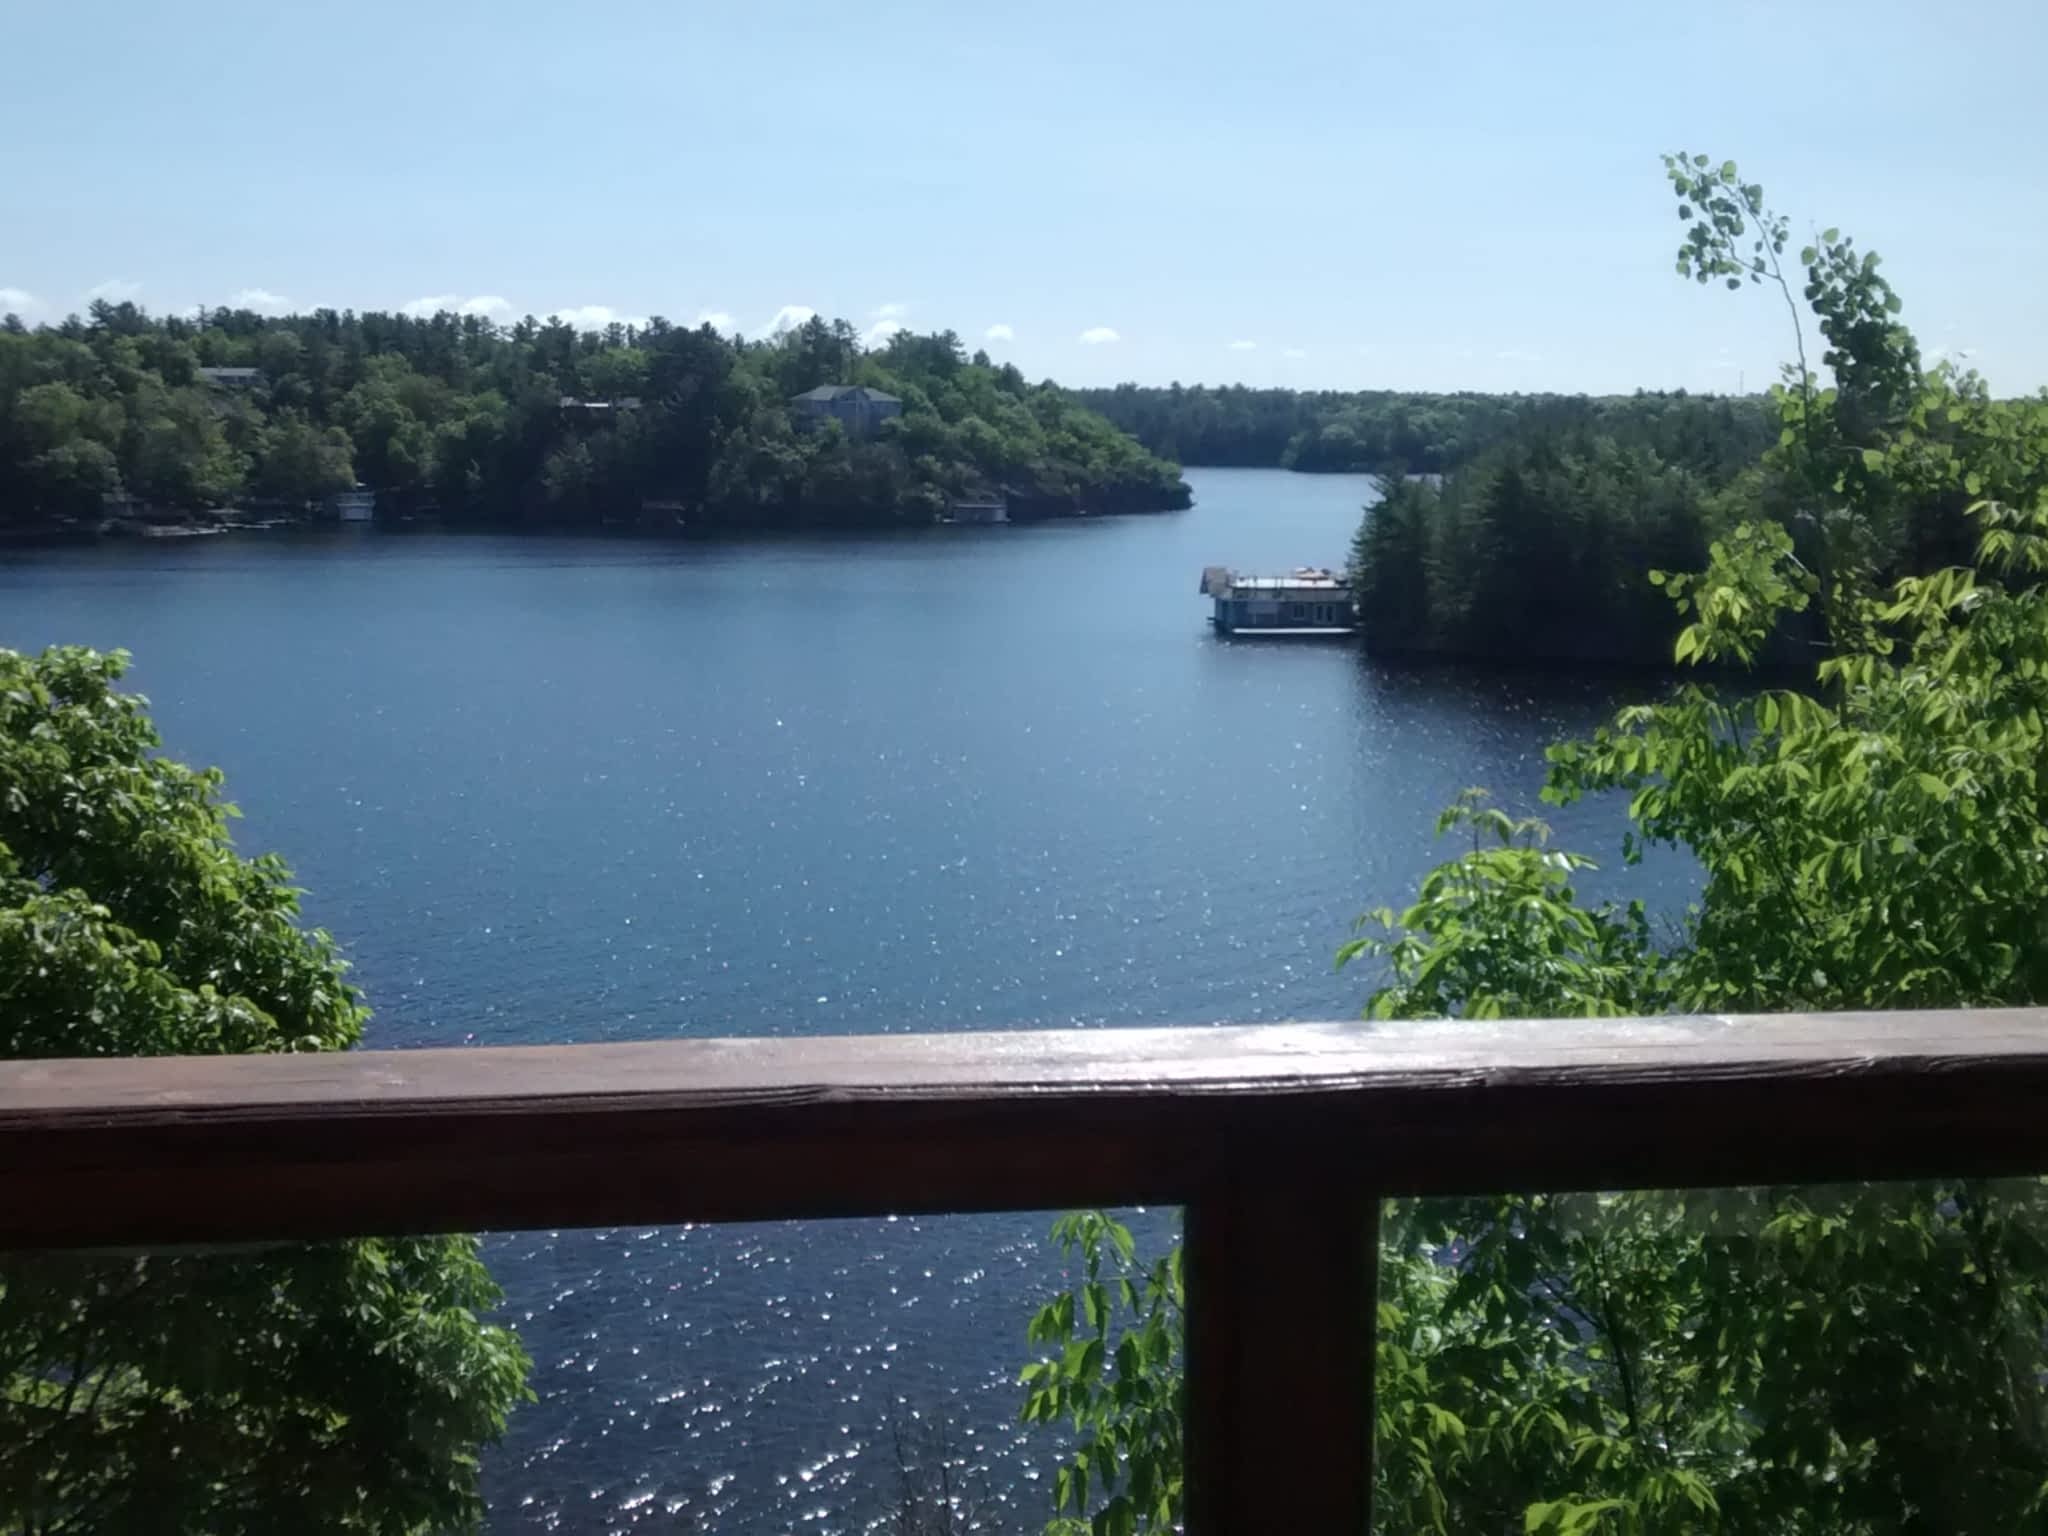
xmin=0 ymin=468 xmax=1685 ymax=1530
xmin=488 ymin=1210 xmax=1176 ymax=1533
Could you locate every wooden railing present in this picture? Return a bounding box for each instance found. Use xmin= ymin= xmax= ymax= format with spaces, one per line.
xmin=5 ymin=1008 xmax=2048 ymax=1531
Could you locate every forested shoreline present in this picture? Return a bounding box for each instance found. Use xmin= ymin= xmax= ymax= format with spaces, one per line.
xmin=1084 ymin=381 xmax=1811 ymax=667
xmin=0 ymin=305 xmax=1190 ymax=535
xmin=1349 ymin=394 xmax=1778 ymax=664
xmin=1345 ymin=365 xmax=2033 ymax=665
xmin=9 ymin=293 xmax=2031 ymax=675
xmin=1073 ymin=381 xmax=1772 ymax=476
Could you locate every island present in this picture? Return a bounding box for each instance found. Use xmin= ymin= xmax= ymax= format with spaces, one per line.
xmin=0 ymin=303 xmax=1191 ymax=536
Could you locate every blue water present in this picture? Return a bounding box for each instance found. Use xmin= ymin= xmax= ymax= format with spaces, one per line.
xmin=0 ymin=468 xmax=1676 ymax=1531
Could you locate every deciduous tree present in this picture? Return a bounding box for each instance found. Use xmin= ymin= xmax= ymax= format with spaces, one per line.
xmin=0 ymin=647 xmax=532 ymax=1534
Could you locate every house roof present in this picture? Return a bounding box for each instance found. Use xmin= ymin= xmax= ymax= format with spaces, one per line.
xmin=790 ymin=384 xmax=901 ymax=405
xmin=1229 ymin=576 xmax=1350 ymax=592
xmin=1205 ymin=567 xmax=1350 ymax=594
xmin=197 ymin=367 xmax=260 ymax=381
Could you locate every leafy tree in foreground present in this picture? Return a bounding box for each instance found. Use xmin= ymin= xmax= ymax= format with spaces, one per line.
xmin=0 ymin=647 xmax=531 ymax=1533
xmin=1024 ymin=156 xmax=2048 ymax=1533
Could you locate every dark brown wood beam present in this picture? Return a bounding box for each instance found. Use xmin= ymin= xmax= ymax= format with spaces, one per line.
xmin=0 ymin=1010 xmax=2045 ymax=1247
xmin=1186 ymin=1181 xmax=1379 ymax=1535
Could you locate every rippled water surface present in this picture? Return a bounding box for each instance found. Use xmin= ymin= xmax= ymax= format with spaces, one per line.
xmin=1 ymin=469 xmax=1680 ymax=1531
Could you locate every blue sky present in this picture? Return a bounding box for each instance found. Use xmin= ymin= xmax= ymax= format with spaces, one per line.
xmin=3 ymin=0 xmax=2042 ymax=394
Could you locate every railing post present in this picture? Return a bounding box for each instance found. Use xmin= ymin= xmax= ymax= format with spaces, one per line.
xmin=1184 ymin=1178 xmax=1379 ymax=1534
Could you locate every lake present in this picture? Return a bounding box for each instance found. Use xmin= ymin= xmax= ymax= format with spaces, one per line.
xmin=0 ymin=467 xmax=1679 ymax=1532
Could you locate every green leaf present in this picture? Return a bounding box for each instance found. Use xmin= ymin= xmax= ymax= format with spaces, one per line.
xmin=1083 ymin=1281 xmax=1107 ymax=1332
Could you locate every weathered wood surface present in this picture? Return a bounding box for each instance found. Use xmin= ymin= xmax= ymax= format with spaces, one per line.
xmin=1185 ymin=1184 xmax=1379 ymax=1535
xmin=0 ymin=1010 xmax=2046 ymax=1246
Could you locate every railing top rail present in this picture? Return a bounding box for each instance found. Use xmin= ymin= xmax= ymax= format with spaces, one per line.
xmin=3 ymin=1009 xmax=2047 ymax=1247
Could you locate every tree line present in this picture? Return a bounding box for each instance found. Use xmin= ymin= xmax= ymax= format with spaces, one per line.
xmin=0 ymin=306 xmax=1189 ymax=533
xmin=1343 ymin=325 xmax=2031 ymax=664
xmin=1072 ymin=380 xmax=1771 ymax=476
xmin=1026 ymin=154 xmax=2048 ymax=1536
xmin=1350 ymin=394 xmax=1778 ymax=663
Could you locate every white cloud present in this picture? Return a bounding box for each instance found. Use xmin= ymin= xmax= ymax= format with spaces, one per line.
xmin=984 ymin=323 xmax=1015 ymax=343
xmin=695 ymin=309 xmax=737 ymax=335
xmin=1282 ymin=347 xmax=1307 ymax=359
xmin=1227 ymin=339 xmax=1256 ymax=351
xmin=1079 ymin=326 xmax=1119 ymax=345
xmin=84 ymin=278 xmax=140 ymax=303
xmin=0 ymin=287 xmax=36 ymax=313
xmin=765 ymin=304 xmax=817 ymax=336
xmin=402 ymin=293 xmax=515 ymax=321
xmin=551 ymin=304 xmax=647 ymax=331
xmin=864 ymin=301 xmax=911 ymax=343
xmin=230 ymin=287 xmax=292 ymax=313
xmin=1494 ymin=348 xmax=1541 ymax=362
